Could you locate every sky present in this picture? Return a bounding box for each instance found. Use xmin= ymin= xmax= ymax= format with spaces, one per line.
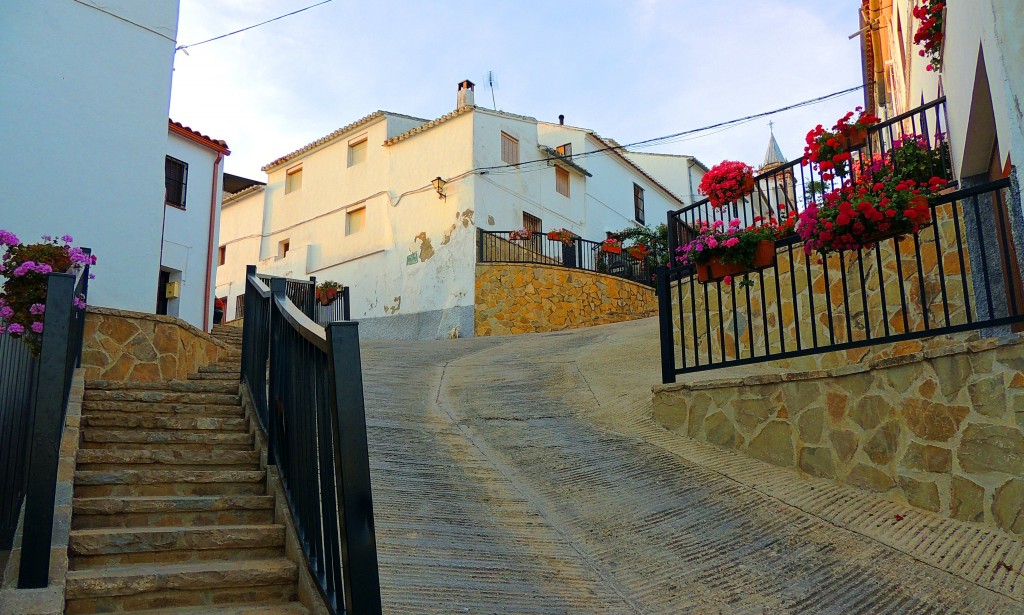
xmin=169 ymin=0 xmax=866 ymax=181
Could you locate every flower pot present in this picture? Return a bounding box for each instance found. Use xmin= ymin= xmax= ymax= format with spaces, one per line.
xmin=861 ymin=220 xmax=932 ymax=246
xmin=695 ymin=240 xmax=776 ymax=283
xmin=601 ymin=244 xmax=622 ymax=254
xmin=547 ymin=231 xmax=560 ymax=240
xmin=627 ymin=247 xmax=649 ymax=260
xmin=317 ymin=287 xmax=338 ymax=306
xmin=742 ymin=175 xmax=755 ymax=192
xmin=847 ymin=128 xmax=868 ymax=148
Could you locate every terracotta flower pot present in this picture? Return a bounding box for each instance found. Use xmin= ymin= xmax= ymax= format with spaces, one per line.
xmin=317 ymin=287 xmax=338 ymax=306
xmin=847 ymin=128 xmax=868 ymax=148
xmin=547 ymin=231 xmax=560 ymax=240
xmin=601 ymin=244 xmax=622 ymax=254
xmin=695 ymin=240 xmax=776 ymax=283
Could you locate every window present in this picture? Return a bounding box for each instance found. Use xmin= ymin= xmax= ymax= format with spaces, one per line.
xmin=501 ymin=132 xmax=519 ymax=165
xmin=555 ymin=143 xmax=572 ymax=157
xmin=218 ymin=245 xmax=226 ymax=266
xmin=285 ymin=165 xmax=303 ymax=194
xmin=523 ymin=212 xmax=542 ymax=252
xmin=346 ymin=207 xmax=366 ymax=235
xmin=278 ymin=239 xmax=290 ymax=258
xmin=555 ymin=167 xmax=570 ymax=197
xmin=348 ymin=137 xmax=368 ymax=167
xmin=235 ymin=294 xmax=245 ymax=320
xmin=633 ymin=183 xmax=645 ymax=224
xmin=165 ymin=156 xmax=188 ymax=208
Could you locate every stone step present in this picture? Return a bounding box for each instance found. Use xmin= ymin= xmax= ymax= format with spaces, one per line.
xmin=121 ymin=602 xmax=308 ymax=614
xmin=82 ymin=414 xmax=249 ymax=432
xmin=81 ymin=429 xmax=253 ymax=451
xmin=74 ymin=469 xmax=267 ymax=497
xmin=199 ymin=364 xmax=243 ymax=374
xmin=69 ymin=524 xmax=286 ymax=568
xmin=81 ymin=401 xmax=243 ymax=417
xmin=76 ymin=449 xmax=260 ymax=472
xmin=64 ymin=558 xmax=298 ymax=614
xmin=87 ymin=380 xmax=239 ymax=394
xmin=84 ymin=389 xmax=241 ymax=406
xmin=72 ymin=495 xmax=275 ymax=529
xmin=187 ymin=372 xmax=240 ymax=381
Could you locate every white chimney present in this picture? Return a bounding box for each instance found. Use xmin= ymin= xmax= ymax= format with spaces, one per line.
xmin=457 ymin=79 xmax=475 ymax=110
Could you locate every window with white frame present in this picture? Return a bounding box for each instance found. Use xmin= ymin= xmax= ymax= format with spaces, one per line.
xmin=501 ymin=132 xmax=519 ymax=165
xmin=285 ymin=165 xmax=303 ymax=194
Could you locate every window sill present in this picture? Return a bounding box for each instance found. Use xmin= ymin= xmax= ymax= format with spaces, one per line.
xmin=165 ymin=202 xmax=186 ymax=211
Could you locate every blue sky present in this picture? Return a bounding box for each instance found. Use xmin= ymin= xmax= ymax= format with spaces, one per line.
xmin=169 ymin=0 xmax=865 ymax=180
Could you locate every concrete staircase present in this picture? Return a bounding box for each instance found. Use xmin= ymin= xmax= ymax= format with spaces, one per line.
xmin=65 ymin=325 xmax=308 ymax=614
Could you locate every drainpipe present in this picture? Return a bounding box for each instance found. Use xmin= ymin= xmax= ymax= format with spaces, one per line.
xmin=203 ymin=152 xmax=224 ymax=332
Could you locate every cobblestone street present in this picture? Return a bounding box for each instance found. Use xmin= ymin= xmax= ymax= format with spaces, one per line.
xmin=361 ymin=318 xmax=1024 ymax=614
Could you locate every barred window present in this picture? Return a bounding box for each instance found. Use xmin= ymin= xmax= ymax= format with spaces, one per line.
xmin=165 ymin=156 xmax=187 ymax=208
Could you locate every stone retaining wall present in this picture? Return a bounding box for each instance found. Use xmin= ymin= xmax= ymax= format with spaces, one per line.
xmin=653 ymin=334 xmax=1024 ymax=536
xmin=81 ymin=307 xmax=227 ymax=382
xmin=475 ymin=263 xmax=657 ymax=336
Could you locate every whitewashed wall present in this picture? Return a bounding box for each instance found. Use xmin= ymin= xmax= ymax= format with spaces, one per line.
xmin=0 ymin=0 xmax=179 ymax=312
xmin=216 ymin=187 xmax=265 ymax=321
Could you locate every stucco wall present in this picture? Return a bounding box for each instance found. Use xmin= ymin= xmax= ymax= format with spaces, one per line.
xmin=81 ymin=307 xmax=227 ymax=382
xmin=652 ymin=334 xmax=1024 ymax=537
xmin=0 ymin=1 xmax=178 ymax=313
xmin=216 ymin=187 xmax=265 ymax=321
xmin=475 ymin=263 xmax=657 ymax=336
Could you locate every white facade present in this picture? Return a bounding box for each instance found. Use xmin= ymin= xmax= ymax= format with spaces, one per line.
xmin=0 ymin=0 xmax=179 ymax=312
xmin=163 ymin=123 xmax=229 ymax=330
xmin=218 ymin=95 xmax=696 ymax=338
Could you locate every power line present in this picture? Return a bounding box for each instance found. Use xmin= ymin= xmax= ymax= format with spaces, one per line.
xmin=475 ymin=84 xmax=866 ymax=175
xmin=176 ymin=0 xmax=334 ymax=53
xmin=70 ymin=0 xmax=176 ymax=42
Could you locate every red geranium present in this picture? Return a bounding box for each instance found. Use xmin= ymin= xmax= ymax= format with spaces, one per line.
xmin=802 ymin=108 xmax=880 ymax=179
xmin=698 ymin=160 xmax=755 ymax=208
xmin=913 ymin=0 xmax=945 ymax=72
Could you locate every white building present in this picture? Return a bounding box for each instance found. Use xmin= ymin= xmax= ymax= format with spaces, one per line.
xmin=218 ymin=81 xmax=700 ymax=338
xmin=162 ymin=120 xmax=231 ymax=329
xmin=0 ymin=0 xmax=180 ymax=313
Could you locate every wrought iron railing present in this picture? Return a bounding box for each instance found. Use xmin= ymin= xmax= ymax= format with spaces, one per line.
xmin=241 ymin=265 xmax=381 ymax=614
xmin=316 ymin=288 xmax=351 ymax=327
xmin=657 ymin=98 xmax=1024 ymax=383
xmin=14 ymin=250 xmax=91 ymax=587
xmin=258 ymin=273 xmax=318 ymax=319
xmin=0 ymin=335 xmax=38 ymax=550
xmin=478 ymin=229 xmax=654 ymax=286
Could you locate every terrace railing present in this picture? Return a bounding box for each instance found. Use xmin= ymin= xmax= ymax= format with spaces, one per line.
xmin=478 ymin=228 xmax=654 ymax=286
xmin=657 ymin=98 xmax=1024 ymax=383
xmin=241 ymin=265 xmax=381 ymax=614
xmin=10 ymin=251 xmax=91 ymax=587
xmin=0 ymin=333 xmax=38 ymax=550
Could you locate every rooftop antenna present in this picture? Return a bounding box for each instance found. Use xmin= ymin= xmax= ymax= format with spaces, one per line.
xmin=484 ymin=70 xmax=498 ymax=110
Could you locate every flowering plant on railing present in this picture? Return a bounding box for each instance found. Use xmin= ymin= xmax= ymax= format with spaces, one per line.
xmin=508 ymin=228 xmax=533 ymax=241
xmin=546 ymin=228 xmax=575 ymax=245
xmin=600 ymin=237 xmax=622 ymax=253
xmin=0 ymin=231 xmax=95 ymax=354
xmin=698 ymin=160 xmax=755 ymax=208
xmin=802 ymin=108 xmax=880 ymax=180
xmin=316 ymin=280 xmax=343 ymax=306
xmin=913 ymin=0 xmax=945 ymax=72
xmin=627 ymin=244 xmax=651 ymax=260
xmin=675 ymin=218 xmax=792 ymax=286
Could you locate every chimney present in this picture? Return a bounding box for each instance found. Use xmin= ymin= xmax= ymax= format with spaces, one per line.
xmin=457 ymin=79 xmax=476 ymax=110
xmin=558 ymin=114 xmax=564 ymax=125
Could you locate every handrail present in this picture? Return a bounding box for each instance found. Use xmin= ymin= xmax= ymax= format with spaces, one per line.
xmin=248 ymin=273 xmax=270 ymax=297
xmin=272 ymin=291 xmax=328 ymax=352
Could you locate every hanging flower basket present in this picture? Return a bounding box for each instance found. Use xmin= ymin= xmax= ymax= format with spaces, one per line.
xmin=698 ymin=160 xmax=756 ymax=208
xmin=600 ymin=238 xmax=622 ymax=254
xmin=509 ymin=228 xmax=533 ymax=241
xmin=546 ymin=228 xmax=575 ymax=245
xmin=627 ymin=245 xmax=651 ymax=260
xmin=316 ymin=280 xmax=343 ymax=306
xmin=695 ymin=240 xmax=776 ymax=283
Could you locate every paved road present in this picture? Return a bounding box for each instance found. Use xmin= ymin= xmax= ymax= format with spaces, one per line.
xmin=360 ymin=318 xmax=1024 ymax=614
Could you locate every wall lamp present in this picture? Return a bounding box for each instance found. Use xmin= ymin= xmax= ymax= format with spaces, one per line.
xmin=431 ymin=176 xmax=447 ymax=200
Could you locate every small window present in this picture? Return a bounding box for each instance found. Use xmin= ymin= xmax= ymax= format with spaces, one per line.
xmin=633 ymin=183 xmax=645 ymax=224
xmin=235 ymin=294 xmax=245 ymax=320
xmin=555 ymin=167 xmax=570 ymax=197
xmin=501 ymin=132 xmax=520 ymax=165
xmin=278 ymin=239 xmax=290 ymax=258
xmin=523 ymin=212 xmax=541 ymax=234
xmin=285 ymin=166 xmax=303 ymax=194
xmin=346 ymin=207 xmax=366 ymax=235
xmin=218 ymin=245 xmax=226 ymax=266
xmin=348 ymin=138 xmax=368 ymax=167
xmin=555 ymin=143 xmax=572 ymax=157
xmin=165 ymin=156 xmax=188 ymax=208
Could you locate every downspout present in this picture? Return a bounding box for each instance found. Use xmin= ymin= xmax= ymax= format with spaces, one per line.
xmin=203 ymin=152 xmax=224 ymax=332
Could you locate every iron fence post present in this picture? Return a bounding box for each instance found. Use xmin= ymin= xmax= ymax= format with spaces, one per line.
xmin=325 ymin=321 xmax=382 ymax=615
xmin=656 ymin=266 xmax=677 ymax=384
xmin=267 ymin=277 xmax=288 ymax=465
xmin=18 ymin=272 xmax=75 ymax=588
xmin=342 ymin=287 xmax=351 ymax=321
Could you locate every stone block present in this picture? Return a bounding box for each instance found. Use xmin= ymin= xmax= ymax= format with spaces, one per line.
xmin=897 ymin=475 xmax=941 ymax=512
xmin=704 ymin=412 xmax=741 ymax=447
xmin=900 ymin=399 xmax=969 ymax=442
xmin=733 ymin=398 xmax=776 ymax=433
xmin=844 ymin=463 xmax=896 ymax=492
xmin=864 ymin=420 xmax=901 ymax=465
xmin=967 ymin=376 xmax=1008 ymax=419
xmin=798 ymin=446 xmax=835 ymax=478
xmin=796 ymin=406 xmax=826 ymax=445
xmin=932 ymin=353 xmax=973 ymax=400
xmin=652 ymin=394 xmax=687 ymax=433
xmin=747 ymin=421 xmax=794 ymax=468
xmin=826 ymin=390 xmax=849 ymax=424
xmin=957 ymin=423 xmax=1024 ymax=474
xmin=830 ymin=430 xmax=860 ymax=464
xmin=900 ymin=442 xmax=951 ymax=473
xmin=950 ymin=476 xmax=986 ymax=523
xmin=992 ymin=479 xmax=1024 ymax=535
xmin=849 ymin=395 xmax=890 ymax=431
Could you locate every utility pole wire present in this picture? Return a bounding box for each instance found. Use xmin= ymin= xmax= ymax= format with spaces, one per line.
xmin=176 ymin=0 xmax=334 ymax=52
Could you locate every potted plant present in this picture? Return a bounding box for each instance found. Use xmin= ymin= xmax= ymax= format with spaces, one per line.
xmin=509 ymin=228 xmax=533 ymax=241
xmin=546 ymin=228 xmax=575 ymax=245
xmin=801 ymin=108 xmax=881 ymax=180
xmin=674 ymin=218 xmax=791 ymax=285
xmin=627 ymin=244 xmax=651 ymax=260
xmin=698 ymin=160 xmax=756 ymax=208
xmin=0 ymin=231 xmax=95 ymax=355
xmin=600 ymin=237 xmax=622 ymax=254
xmin=913 ymin=0 xmax=945 ymax=72
xmin=316 ymin=280 xmax=343 ymax=306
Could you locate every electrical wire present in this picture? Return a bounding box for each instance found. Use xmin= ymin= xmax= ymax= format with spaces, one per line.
xmin=176 ymin=0 xmax=334 ymax=53
xmin=70 ymin=0 xmax=176 ymax=42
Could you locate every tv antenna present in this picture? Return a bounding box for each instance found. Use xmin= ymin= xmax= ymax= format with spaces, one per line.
xmin=484 ymin=71 xmax=498 ymax=110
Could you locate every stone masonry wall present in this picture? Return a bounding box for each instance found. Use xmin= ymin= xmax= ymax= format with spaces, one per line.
xmin=475 ymin=263 xmax=657 ymax=336
xmin=653 ymin=334 xmax=1024 ymax=537
xmin=81 ymin=307 xmax=226 ymax=382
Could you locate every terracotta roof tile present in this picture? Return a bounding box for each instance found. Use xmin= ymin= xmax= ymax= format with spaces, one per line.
xmin=168 ymin=119 xmax=230 ymax=153
xmin=222 ymin=183 xmax=264 ymax=206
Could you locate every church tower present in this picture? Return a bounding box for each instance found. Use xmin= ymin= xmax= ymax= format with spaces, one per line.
xmin=757 ymin=126 xmax=797 ymax=218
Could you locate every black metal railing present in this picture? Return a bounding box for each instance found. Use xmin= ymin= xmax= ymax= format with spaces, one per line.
xmin=0 ymin=335 xmax=38 ymax=550
xmin=316 ymin=288 xmax=351 ymax=327
xmin=241 ymin=265 xmax=381 ymax=614
xmin=668 ymin=98 xmax=955 ymax=256
xmin=658 ymin=149 xmax=1024 ymax=382
xmin=258 ymin=273 xmax=318 ymax=319
xmin=15 ymin=250 xmax=91 ymax=587
xmin=478 ymin=229 xmax=654 ymax=286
